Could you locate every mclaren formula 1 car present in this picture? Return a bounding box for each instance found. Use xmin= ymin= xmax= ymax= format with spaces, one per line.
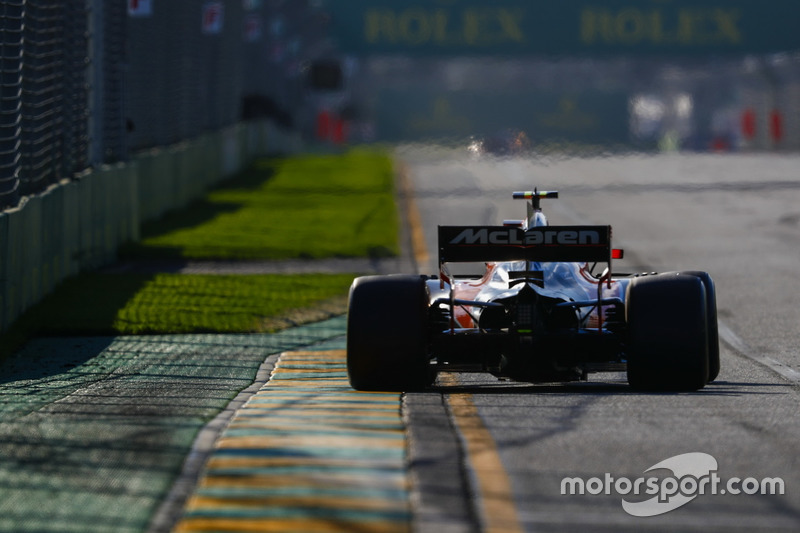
xmin=347 ymin=190 xmax=719 ymax=392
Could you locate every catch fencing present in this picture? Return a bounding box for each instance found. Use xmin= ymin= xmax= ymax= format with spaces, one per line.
xmin=1 ymin=0 xmax=327 ymax=210
xmin=0 ymin=0 xmax=89 ymax=209
xmin=0 ymin=0 xmax=323 ymax=333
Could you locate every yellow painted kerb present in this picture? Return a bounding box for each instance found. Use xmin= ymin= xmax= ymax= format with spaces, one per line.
xmin=397 ymin=161 xmax=429 ymax=266
xmin=441 ymin=373 xmax=524 ymax=533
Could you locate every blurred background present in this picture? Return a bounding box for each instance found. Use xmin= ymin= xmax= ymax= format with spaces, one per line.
xmin=330 ymin=1 xmax=800 ymax=152
xmin=3 ymin=0 xmax=799 ymax=210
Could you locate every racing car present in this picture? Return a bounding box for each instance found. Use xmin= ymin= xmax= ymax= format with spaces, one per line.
xmin=346 ymin=190 xmax=719 ymax=392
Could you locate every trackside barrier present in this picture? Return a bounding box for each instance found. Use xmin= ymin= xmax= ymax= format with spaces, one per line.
xmin=0 ymin=120 xmax=299 ymax=334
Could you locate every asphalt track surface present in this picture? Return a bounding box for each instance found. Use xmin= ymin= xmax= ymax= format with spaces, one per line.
xmin=401 ymin=147 xmax=800 ymax=532
xmin=1 ymin=148 xmax=799 ymax=532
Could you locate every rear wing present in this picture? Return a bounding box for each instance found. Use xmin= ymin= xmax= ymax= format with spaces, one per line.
xmin=438 ymin=225 xmax=612 ymax=264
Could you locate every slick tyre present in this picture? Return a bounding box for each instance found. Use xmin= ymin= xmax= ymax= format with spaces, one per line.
xmin=664 ymin=271 xmax=720 ymax=383
xmin=346 ymin=275 xmax=433 ymax=391
xmin=626 ymin=274 xmax=710 ymax=391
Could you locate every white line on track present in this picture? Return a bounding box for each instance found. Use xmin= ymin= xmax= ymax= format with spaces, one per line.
xmin=718 ymin=320 xmax=800 ymax=385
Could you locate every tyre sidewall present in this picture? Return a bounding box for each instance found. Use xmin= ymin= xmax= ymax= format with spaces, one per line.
xmin=626 ymin=274 xmax=710 ymax=391
xmin=346 ymin=275 xmax=431 ymax=391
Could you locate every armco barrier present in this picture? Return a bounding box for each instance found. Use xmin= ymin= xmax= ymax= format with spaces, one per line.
xmin=0 ymin=120 xmax=298 ymax=334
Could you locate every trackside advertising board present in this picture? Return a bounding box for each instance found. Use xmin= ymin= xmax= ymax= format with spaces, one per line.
xmin=328 ymin=0 xmax=800 ymax=56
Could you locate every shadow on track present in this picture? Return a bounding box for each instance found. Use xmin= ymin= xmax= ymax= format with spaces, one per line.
xmin=426 ymin=379 xmax=791 ymax=397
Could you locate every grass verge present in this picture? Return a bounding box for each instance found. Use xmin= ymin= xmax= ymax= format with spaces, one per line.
xmin=1 ymin=272 xmax=354 ymax=358
xmin=122 ymin=149 xmax=399 ymax=260
xmin=2 ymin=149 xmax=399 ymax=358
xmin=38 ymin=272 xmax=355 ymax=334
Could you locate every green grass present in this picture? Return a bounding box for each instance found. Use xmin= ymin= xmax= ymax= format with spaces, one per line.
xmin=2 ymin=150 xmax=402 ymax=358
xmin=1 ymin=272 xmax=355 ymax=356
xmin=123 ymin=149 xmax=399 ymax=260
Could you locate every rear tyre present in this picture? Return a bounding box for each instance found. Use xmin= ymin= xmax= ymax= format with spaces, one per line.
xmin=346 ymin=275 xmax=434 ymax=391
xmin=664 ymin=271 xmax=720 ymax=383
xmin=626 ymin=274 xmax=709 ymax=391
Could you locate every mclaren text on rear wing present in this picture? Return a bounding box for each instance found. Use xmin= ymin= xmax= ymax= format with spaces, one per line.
xmin=438 ymin=225 xmax=611 ymax=264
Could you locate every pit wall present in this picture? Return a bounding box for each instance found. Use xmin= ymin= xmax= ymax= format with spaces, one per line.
xmin=0 ymin=121 xmax=300 ymax=333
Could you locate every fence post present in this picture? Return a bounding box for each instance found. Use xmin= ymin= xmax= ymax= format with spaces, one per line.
xmin=88 ymin=0 xmax=104 ymax=167
xmin=0 ymin=1 xmax=25 ymax=209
